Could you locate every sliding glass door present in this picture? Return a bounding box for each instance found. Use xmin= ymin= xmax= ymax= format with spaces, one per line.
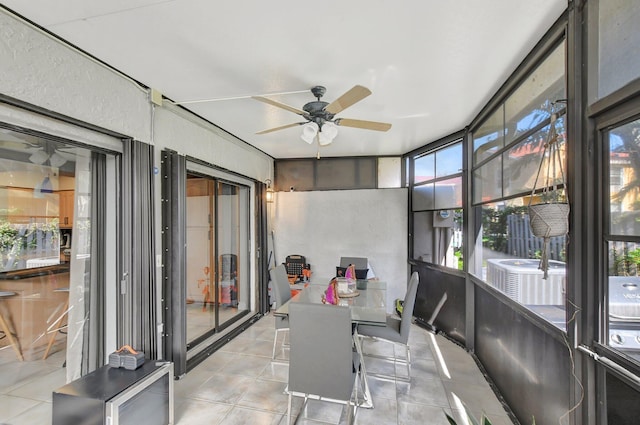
xmin=185 ymin=174 xmax=249 ymax=347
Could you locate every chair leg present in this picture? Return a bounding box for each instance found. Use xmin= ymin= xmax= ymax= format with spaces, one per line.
xmin=287 ymin=393 xmax=292 ymax=425
xmin=405 ymin=344 xmax=411 ymax=379
xmin=0 ymin=311 xmax=23 ymax=361
xmin=272 ymin=328 xmax=289 ymax=361
xmin=358 ymin=336 xmax=411 ymax=382
xmin=43 ymin=300 xmax=69 ymax=360
xmin=272 ymin=330 xmax=279 ymax=360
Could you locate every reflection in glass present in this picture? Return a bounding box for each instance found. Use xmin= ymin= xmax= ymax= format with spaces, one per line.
xmin=473 ymin=107 xmax=504 ymax=165
xmin=504 ymin=117 xmax=567 ymax=198
xmin=504 ymin=42 xmax=566 ymax=146
xmin=607 ymin=241 xmax=640 ymax=362
xmin=185 ymin=175 xmax=250 ymax=347
xmin=0 ymin=126 xmax=106 ymax=382
xmin=412 ymin=183 xmax=435 ymax=211
xmin=434 ymin=177 xmax=463 ymax=210
xmin=609 ymin=118 xmax=640 ymax=236
xmin=436 ymin=144 xmax=462 ymax=178
xmin=471 ymin=199 xmax=567 ymax=329
xmin=473 ymin=156 xmax=502 ymax=204
xmin=414 ymin=153 xmax=434 ymax=184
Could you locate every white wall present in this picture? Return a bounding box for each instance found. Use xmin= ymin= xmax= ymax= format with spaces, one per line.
xmin=0 ymin=11 xmax=273 ymax=182
xmin=271 ymin=188 xmax=409 ymax=313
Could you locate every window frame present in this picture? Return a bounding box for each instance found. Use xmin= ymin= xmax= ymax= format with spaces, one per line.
xmin=406 ymin=132 xmax=465 ymax=270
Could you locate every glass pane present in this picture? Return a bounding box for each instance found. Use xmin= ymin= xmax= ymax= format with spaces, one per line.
xmin=435 ymin=176 xmax=463 ymax=210
xmin=473 ymin=106 xmax=504 ymax=165
xmin=504 ymin=117 xmax=567 ymax=198
xmin=412 ymin=183 xmax=434 ymax=211
xmin=471 ymin=199 xmax=567 ymax=329
xmin=609 ymin=117 xmax=640 ymax=236
xmin=597 ymin=0 xmax=640 ymax=101
xmin=0 ymin=127 xmax=105 ymax=382
xmin=185 ymin=176 xmax=214 ymax=342
xmin=413 ymin=210 xmax=463 ymax=269
xmin=185 ymin=173 xmax=251 ymax=350
xmin=414 ymin=153 xmax=434 ymax=184
xmin=276 ymin=160 xmax=314 ymax=191
xmin=504 ymin=42 xmax=566 ymax=146
xmin=435 ymin=143 xmax=463 ymax=178
xmin=217 ymin=182 xmax=248 ymax=325
xmin=473 ymin=156 xmax=502 ymax=204
xmin=607 ymin=241 xmax=640 ymax=362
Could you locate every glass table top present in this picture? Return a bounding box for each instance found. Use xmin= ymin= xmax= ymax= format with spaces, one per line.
xmin=275 ymin=279 xmax=387 ymax=326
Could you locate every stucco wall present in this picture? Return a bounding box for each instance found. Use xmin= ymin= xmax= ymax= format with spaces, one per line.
xmin=271 ymin=188 xmax=409 ymax=313
xmin=0 ymin=10 xmax=273 ymax=182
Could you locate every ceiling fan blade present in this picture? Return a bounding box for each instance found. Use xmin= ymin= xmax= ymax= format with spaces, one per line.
xmin=325 ymin=85 xmax=372 ymax=114
xmin=256 ymin=122 xmax=304 ymax=135
xmin=252 ymin=96 xmax=306 ymax=115
xmin=335 ymin=118 xmax=392 ymax=132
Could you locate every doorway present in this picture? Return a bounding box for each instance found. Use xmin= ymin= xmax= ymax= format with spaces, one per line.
xmin=185 ymin=173 xmax=250 ymax=351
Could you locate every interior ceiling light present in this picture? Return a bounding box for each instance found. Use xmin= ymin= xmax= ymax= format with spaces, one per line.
xmin=318 ymin=122 xmax=338 ymax=146
xmin=29 ymin=150 xmax=49 ymax=165
xmin=301 ymin=122 xmax=319 ymax=144
xmin=49 ymin=151 xmax=67 ymax=168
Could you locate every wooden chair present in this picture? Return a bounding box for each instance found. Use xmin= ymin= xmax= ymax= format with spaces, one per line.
xmin=0 ymin=291 xmax=23 ymax=361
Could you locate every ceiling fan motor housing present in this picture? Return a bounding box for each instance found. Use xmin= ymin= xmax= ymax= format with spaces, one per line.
xmin=303 ymin=100 xmax=334 ymax=128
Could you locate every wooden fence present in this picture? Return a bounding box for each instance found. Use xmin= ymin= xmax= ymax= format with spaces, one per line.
xmin=507 ymin=214 xmax=565 ymax=260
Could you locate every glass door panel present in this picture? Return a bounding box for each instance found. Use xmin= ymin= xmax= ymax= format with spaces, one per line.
xmin=185 ymin=176 xmax=215 ymax=343
xmin=185 ymin=175 xmax=250 ymax=346
xmin=216 ymin=182 xmax=249 ymax=327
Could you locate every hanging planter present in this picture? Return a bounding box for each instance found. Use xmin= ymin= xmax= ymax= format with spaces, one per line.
xmin=529 ymin=202 xmax=570 ymax=238
xmin=528 ymin=108 xmax=569 ymax=278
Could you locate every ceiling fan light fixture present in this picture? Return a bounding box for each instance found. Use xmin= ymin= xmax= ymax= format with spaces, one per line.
xmin=301 ymin=122 xmax=319 ymax=144
xmin=318 ymin=122 xmax=338 ymax=146
xmin=29 ymin=150 xmax=49 ymax=165
xmin=49 ymin=151 xmax=67 ymax=168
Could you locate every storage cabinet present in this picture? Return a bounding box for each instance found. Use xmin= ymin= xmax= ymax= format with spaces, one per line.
xmin=52 ymin=361 xmax=174 ymax=425
xmin=58 ymin=190 xmax=74 ymax=228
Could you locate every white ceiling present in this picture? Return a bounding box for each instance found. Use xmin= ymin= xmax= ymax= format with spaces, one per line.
xmin=2 ymin=0 xmax=566 ymax=159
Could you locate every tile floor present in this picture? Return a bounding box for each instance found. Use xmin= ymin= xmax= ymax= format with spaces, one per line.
xmin=0 ymin=312 xmax=514 ymax=424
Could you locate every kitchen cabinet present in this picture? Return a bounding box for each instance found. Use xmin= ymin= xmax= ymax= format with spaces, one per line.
xmin=59 ymin=190 xmax=74 ymax=228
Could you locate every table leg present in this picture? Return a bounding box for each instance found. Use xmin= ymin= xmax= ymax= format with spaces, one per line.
xmin=352 ymin=327 xmax=373 ymax=409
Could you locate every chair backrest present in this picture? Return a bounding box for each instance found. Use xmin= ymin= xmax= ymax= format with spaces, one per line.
xmin=270 ymin=264 xmax=292 ymax=307
xmin=288 ymin=302 xmax=355 ymax=401
xmin=284 ymin=254 xmax=307 ymax=280
xmin=400 ymin=272 xmax=420 ymax=341
xmin=339 ymin=256 xmax=368 ymax=269
xmin=220 ymin=254 xmax=237 ymax=281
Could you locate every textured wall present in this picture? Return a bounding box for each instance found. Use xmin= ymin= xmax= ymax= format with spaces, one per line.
xmin=0 ymin=10 xmax=272 ymax=183
xmin=271 ymin=188 xmax=408 ymax=312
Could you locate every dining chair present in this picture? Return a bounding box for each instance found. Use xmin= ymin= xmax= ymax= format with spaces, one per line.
xmin=339 ymin=256 xmax=373 ymax=279
xmin=270 ymin=264 xmax=292 ymax=360
xmin=287 ymin=301 xmax=360 ymax=425
xmin=357 ymin=271 xmax=419 ymax=381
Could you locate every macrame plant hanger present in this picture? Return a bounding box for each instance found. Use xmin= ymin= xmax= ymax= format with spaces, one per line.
xmin=527 ymin=104 xmax=569 ymax=279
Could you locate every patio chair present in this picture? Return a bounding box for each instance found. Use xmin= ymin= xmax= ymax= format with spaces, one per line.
xmin=287 ymin=301 xmax=359 ymax=424
xmin=357 ymin=271 xmax=419 ymax=381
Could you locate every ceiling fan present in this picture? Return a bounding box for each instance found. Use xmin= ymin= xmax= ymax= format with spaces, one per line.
xmin=253 ymin=85 xmax=391 ymax=146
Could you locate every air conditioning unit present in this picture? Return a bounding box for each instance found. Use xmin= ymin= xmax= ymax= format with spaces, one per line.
xmin=609 ymin=276 xmax=640 ymax=350
xmin=486 ymin=258 xmax=565 ymax=305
